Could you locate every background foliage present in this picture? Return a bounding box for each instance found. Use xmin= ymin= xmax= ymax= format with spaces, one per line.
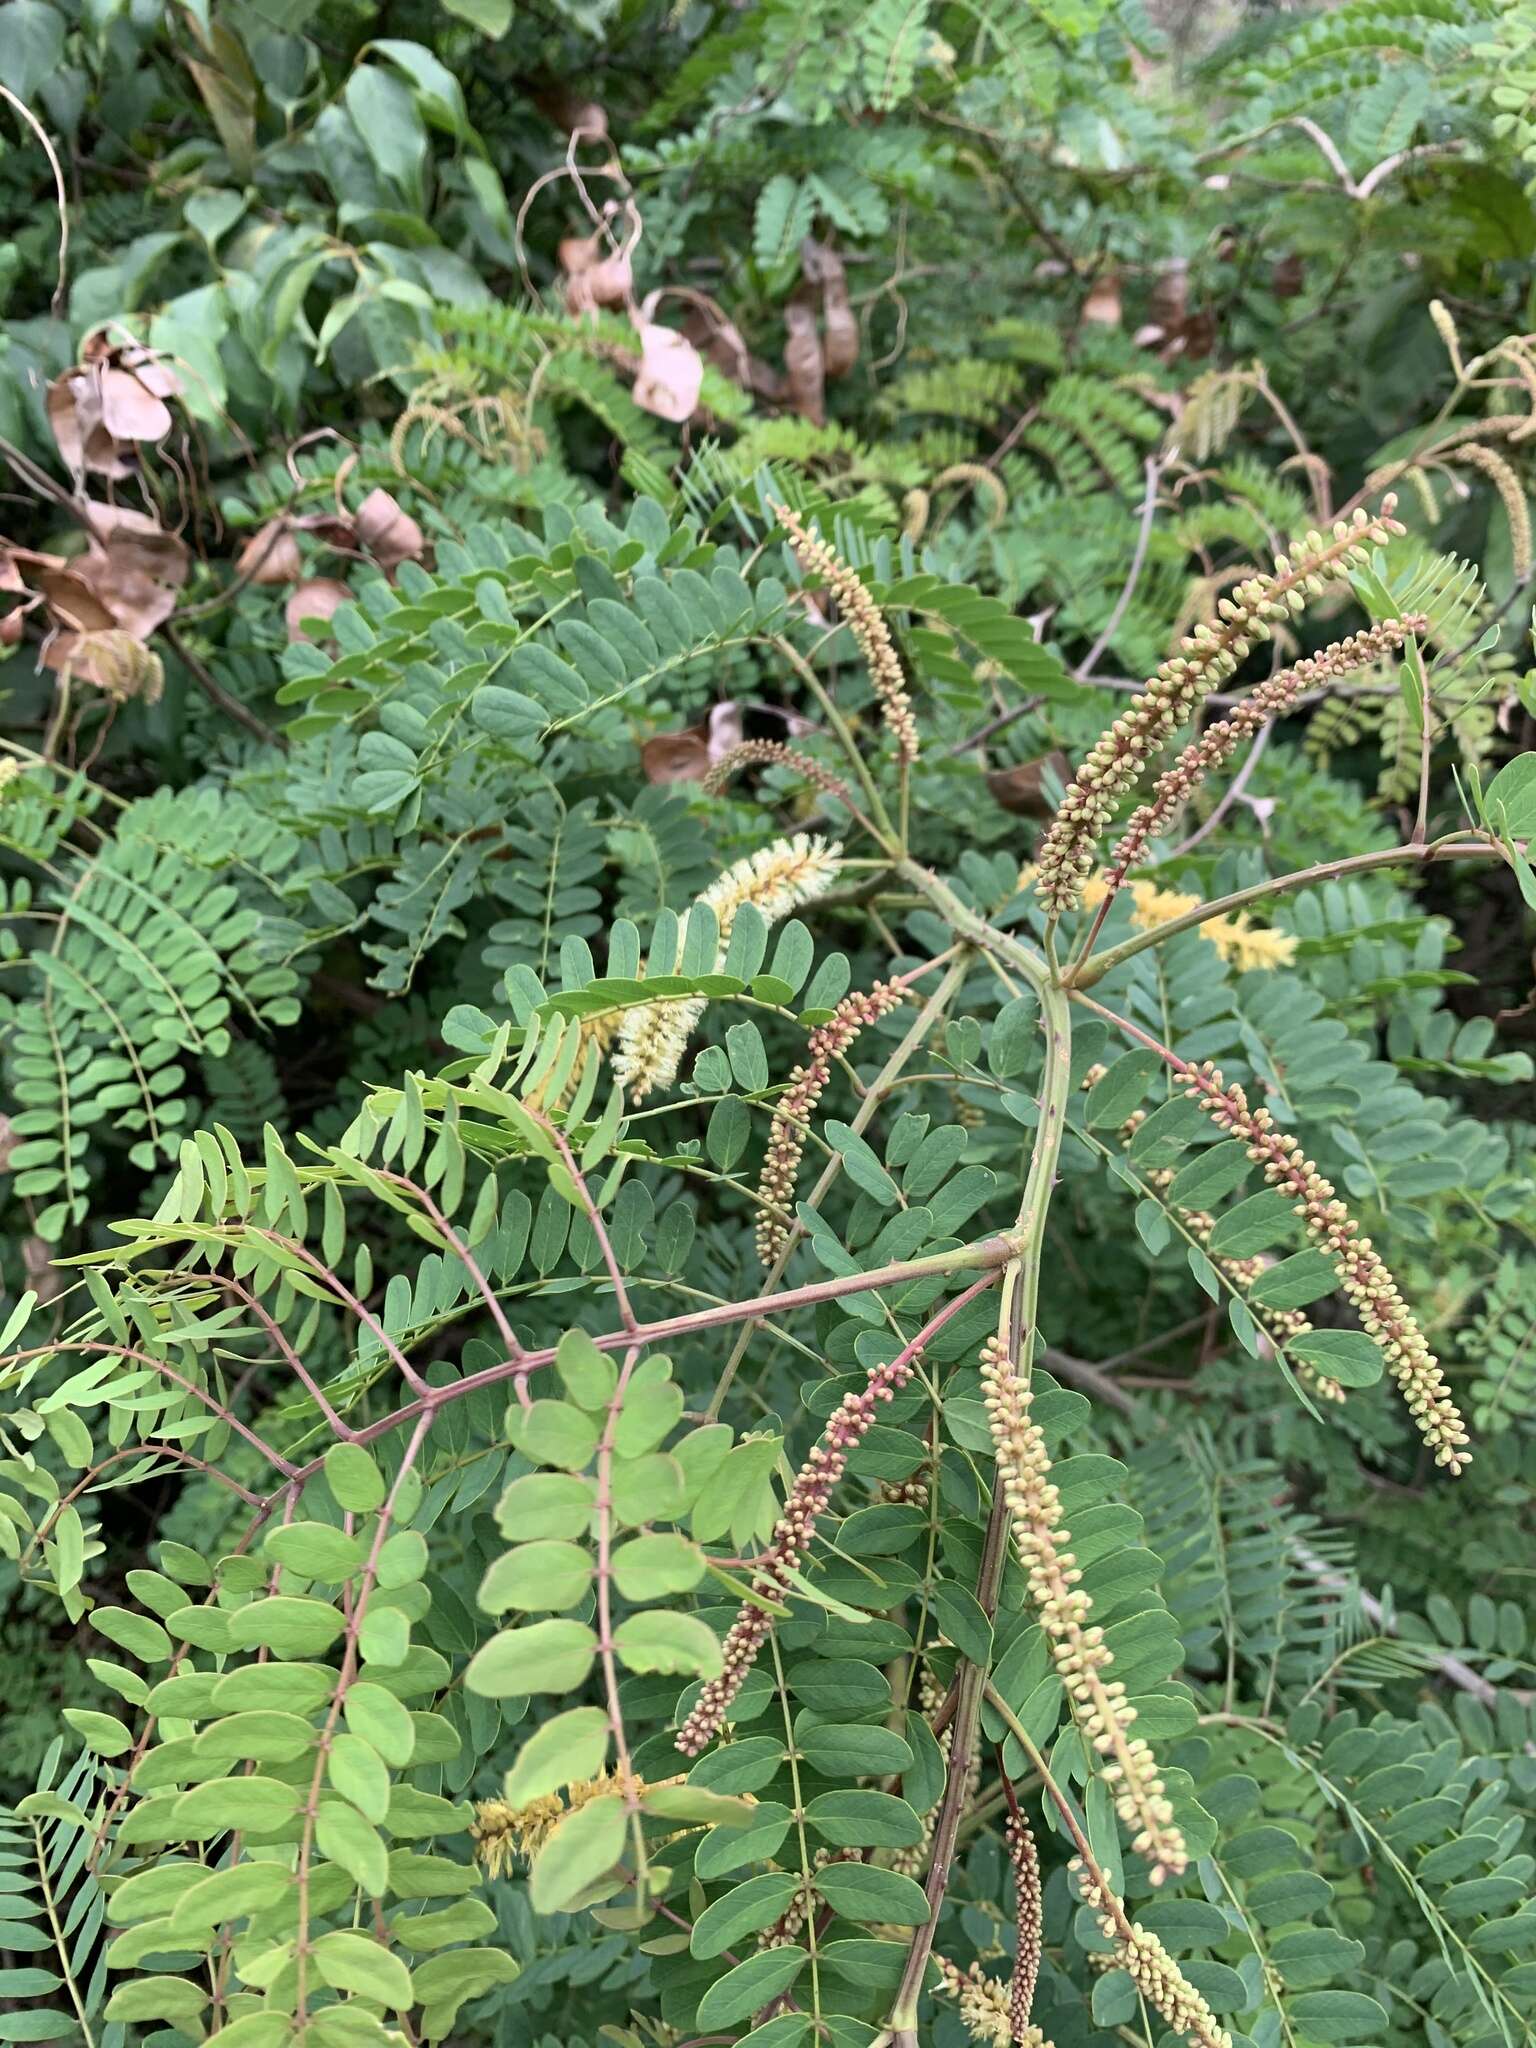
xmin=1 ymin=0 xmax=1536 ymax=2044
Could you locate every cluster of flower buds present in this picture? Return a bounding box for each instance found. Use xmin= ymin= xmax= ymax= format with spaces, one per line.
xmin=932 ymin=1957 xmax=1023 ymax=2047
xmin=981 ymin=1333 xmax=1188 ymax=1883
xmin=1073 ymin=1861 xmax=1232 ymax=2048
xmin=1177 ymin=1058 xmax=1470 ymax=1471
xmin=1034 ymin=501 xmax=1405 ymax=916
xmin=776 ymin=501 xmax=921 ymax=761
xmin=755 ymin=980 xmax=906 ymax=1265
xmin=674 ymin=1344 xmax=923 ymax=1755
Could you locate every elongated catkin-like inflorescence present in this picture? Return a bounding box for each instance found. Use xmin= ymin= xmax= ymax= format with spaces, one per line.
xmin=775 ymin=502 xmax=921 ymax=761
xmin=1035 ymin=501 xmax=1405 ymax=915
xmin=1073 ymin=1862 xmax=1232 ymax=2048
xmin=1104 ymin=614 xmax=1426 ymax=888
xmin=755 ymin=981 xmax=906 ymax=1265
xmin=674 ymin=1344 xmax=922 ymax=1756
xmin=1009 ymin=1812 xmax=1045 ymax=2039
xmin=613 ymin=833 xmax=841 ymax=1102
xmin=1176 ymin=1057 xmax=1470 ymax=1471
xmin=1087 ymin=1074 xmax=1344 ymax=1404
xmin=981 ymin=1333 xmax=1188 ymax=1883
xmin=702 ymin=737 xmax=859 ymax=812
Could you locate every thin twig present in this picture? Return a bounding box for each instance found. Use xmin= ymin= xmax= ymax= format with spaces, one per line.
xmin=0 ymin=85 xmax=68 ymax=316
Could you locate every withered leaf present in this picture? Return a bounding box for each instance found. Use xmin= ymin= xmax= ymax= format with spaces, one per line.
xmin=986 ymin=750 xmax=1073 ymax=818
xmin=286 ymin=578 xmax=353 ymax=642
xmin=783 ymin=298 xmax=825 ymax=425
xmin=564 ymin=236 xmax=634 ymax=314
xmin=237 ymin=520 xmax=303 ymax=586
xmin=681 ymin=306 xmax=785 ymax=400
xmin=1080 ymin=272 xmax=1123 ymax=329
xmin=354 ymin=489 xmax=424 ymax=575
xmin=632 ymin=322 xmax=704 ymax=424
xmin=805 ymin=242 xmax=858 ymax=381
xmin=641 ymin=702 xmax=743 ymax=784
xmin=74 ymin=506 xmax=190 ymax=641
xmin=642 ymin=726 xmax=711 ymax=784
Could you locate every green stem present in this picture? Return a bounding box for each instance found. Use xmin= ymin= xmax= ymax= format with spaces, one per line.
xmin=884 ymin=971 xmax=1072 ymax=2038
xmin=1069 ymin=836 xmax=1510 ymax=990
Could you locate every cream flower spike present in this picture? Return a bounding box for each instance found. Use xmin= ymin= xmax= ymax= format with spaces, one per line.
xmin=613 ymin=833 xmax=842 ymax=1103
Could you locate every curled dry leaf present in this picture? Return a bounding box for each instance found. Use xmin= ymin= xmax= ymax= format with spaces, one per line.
xmin=354 ymin=488 xmax=425 ymax=575
xmin=286 ymin=578 xmax=353 ymax=643
xmin=642 ymin=727 xmax=711 ymax=784
xmin=0 ymin=1112 xmax=14 ymax=1171
xmin=632 ymin=322 xmax=705 ymax=424
xmin=1080 ymin=271 xmax=1123 ymax=329
xmin=641 ymin=701 xmax=744 ymax=783
xmin=53 ymin=628 xmax=165 ymax=702
xmin=0 ymin=607 xmax=24 ymax=647
xmin=1271 ymin=253 xmax=1305 ymax=299
xmin=783 ymin=297 xmax=825 ymax=425
xmin=22 ymin=1233 xmax=63 ymax=1306
xmin=562 ymin=230 xmax=634 ymax=314
xmin=74 ymin=505 xmax=190 ymax=640
xmin=985 ymin=749 xmax=1073 ymax=818
xmin=680 ymin=306 xmax=785 ymax=401
xmin=804 ymin=242 xmax=858 ymax=381
xmin=47 ymin=339 xmax=181 ymax=478
xmin=535 ymin=87 xmax=608 ymax=139
xmin=237 ymin=520 xmax=304 ymax=586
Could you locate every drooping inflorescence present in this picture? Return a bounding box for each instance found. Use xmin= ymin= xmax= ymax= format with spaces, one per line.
xmin=755 ymin=980 xmax=907 ymax=1264
xmin=1176 ymin=1057 xmax=1470 ymax=1471
xmin=613 ymin=833 xmax=841 ymax=1102
xmin=674 ymin=1343 xmax=922 ymax=1756
xmin=775 ymin=501 xmax=921 ymax=761
xmin=1034 ymin=500 xmax=1405 ymax=916
xmin=1073 ymin=1861 xmax=1232 ymax=2048
xmin=702 ymin=737 xmax=859 ymax=812
xmin=980 ymin=1333 xmax=1188 ymax=1883
xmin=1104 ymin=613 xmax=1427 ymax=888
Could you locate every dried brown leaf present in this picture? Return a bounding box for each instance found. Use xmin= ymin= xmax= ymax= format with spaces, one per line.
xmin=354 ymin=488 xmax=425 ymax=575
xmin=680 ymin=306 xmax=785 ymax=400
xmin=286 ymin=577 xmax=352 ymax=642
xmin=805 ymin=242 xmax=858 ymax=380
xmin=564 ymin=235 xmax=634 ymax=313
xmin=73 ymin=506 xmax=190 ymax=640
xmin=47 ymin=371 xmax=132 ymax=479
xmin=632 ymin=322 xmax=704 ymax=424
xmin=985 ymin=750 xmax=1073 ymax=818
xmin=98 ymin=364 xmax=175 ymax=444
xmin=237 ymin=520 xmax=304 ymax=586
xmin=1080 ymin=271 xmax=1123 ymax=329
xmin=642 ymin=726 xmax=712 ymax=784
xmin=783 ymin=298 xmax=825 ymax=425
